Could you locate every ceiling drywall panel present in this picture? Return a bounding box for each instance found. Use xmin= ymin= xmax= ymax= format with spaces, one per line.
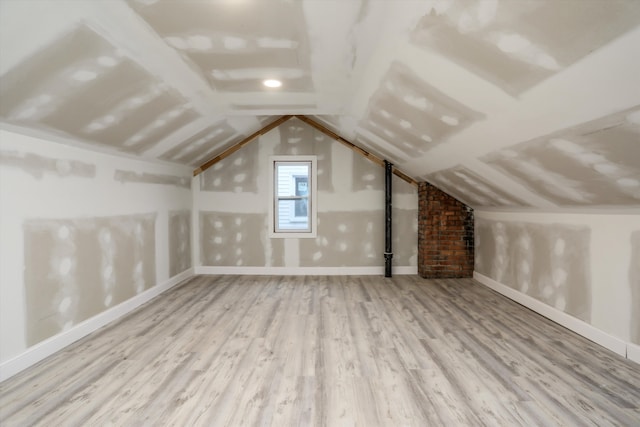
xmin=411 ymin=0 xmax=640 ymax=95
xmin=481 ymin=106 xmax=640 ymax=207
xmin=127 ymin=0 xmax=315 ymax=93
xmin=1 ymin=0 xmax=639 ymax=212
xmin=0 ymin=24 xmax=201 ymax=155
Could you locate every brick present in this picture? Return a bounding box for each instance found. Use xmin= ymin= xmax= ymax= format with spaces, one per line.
xmin=418 ymin=182 xmax=473 ymax=279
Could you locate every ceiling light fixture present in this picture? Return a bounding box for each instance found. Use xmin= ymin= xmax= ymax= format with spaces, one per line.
xmin=263 ymin=79 xmax=282 ymax=88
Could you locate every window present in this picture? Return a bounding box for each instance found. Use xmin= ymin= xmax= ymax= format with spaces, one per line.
xmin=269 ymin=156 xmax=317 ymax=238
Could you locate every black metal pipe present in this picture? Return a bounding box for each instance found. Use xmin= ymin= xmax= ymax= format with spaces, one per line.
xmin=384 ymin=160 xmax=393 ymax=277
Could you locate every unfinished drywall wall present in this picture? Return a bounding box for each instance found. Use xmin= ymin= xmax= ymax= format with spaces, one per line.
xmin=197 ymin=117 xmax=417 ymax=270
xmin=475 ymin=210 xmax=639 ymax=349
xmin=169 ymin=210 xmax=192 ymax=277
xmin=114 ymin=169 xmax=190 ymax=189
xmin=200 ymin=141 xmax=261 ymax=194
xmin=0 ymin=129 xmax=192 ymax=364
xmin=475 ymin=219 xmax=591 ymax=321
xmin=631 ymin=231 xmax=640 ymax=345
xmin=200 ymin=212 xmax=285 ymax=267
xmin=0 ymin=151 xmax=95 ymax=180
xmin=24 ymin=214 xmax=156 ymax=346
xmin=274 ymin=121 xmax=335 ymax=193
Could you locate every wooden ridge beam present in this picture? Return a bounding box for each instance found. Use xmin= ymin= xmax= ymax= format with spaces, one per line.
xmin=294 ymin=115 xmax=418 ymax=187
xmin=194 ymin=115 xmax=293 ymax=176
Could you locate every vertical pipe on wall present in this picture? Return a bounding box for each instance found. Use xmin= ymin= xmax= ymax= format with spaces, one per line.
xmin=384 ymin=160 xmax=393 ymax=277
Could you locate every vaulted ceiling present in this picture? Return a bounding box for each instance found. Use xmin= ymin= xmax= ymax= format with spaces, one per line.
xmin=1 ymin=0 xmax=639 ymax=211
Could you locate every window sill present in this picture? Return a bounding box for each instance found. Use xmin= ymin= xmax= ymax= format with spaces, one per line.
xmin=269 ymin=230 xmax=317 ymax=239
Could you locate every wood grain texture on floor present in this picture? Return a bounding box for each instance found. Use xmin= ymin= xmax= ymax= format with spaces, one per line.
xmin=1 ymin=275 xmax=639 ymax=426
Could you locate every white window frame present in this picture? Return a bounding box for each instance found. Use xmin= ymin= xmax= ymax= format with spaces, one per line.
xmin=269 ymin=155 xmax=317 ymax=238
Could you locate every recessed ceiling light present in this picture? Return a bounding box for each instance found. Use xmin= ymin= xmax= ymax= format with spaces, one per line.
xmin=263 ymin=79 xmax=282 ymax=88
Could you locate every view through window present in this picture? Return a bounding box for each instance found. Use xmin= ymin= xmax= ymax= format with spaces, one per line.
xmin=270 ymin=156 xmax=317 ymax=238
xmin=274 ymin=161 xmax=311 ymax=232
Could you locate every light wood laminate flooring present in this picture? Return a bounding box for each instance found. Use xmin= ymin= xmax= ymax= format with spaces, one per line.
xmin=1 ymin=275 xmax=639 ymax=426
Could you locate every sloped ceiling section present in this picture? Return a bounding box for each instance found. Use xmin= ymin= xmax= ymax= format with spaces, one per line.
xmin=429 ymin=106 xmax=640 ymax=208
xmin=1 ymin=0 xmax=639 ymax=211
xmin=361 ymin=61 xmax=485 ymax=159
xmin=411 ymin=0 xmax=640 ymax=95
xmin=481 ymin=107 xmax=640 ymax=207
xmin=127 ymin=0 xmax=314 ymax=94
xmin=0 ymin=24 xmax=201 ymax=156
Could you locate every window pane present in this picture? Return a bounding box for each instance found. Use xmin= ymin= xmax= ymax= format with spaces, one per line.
xmin=294 ymin=176 xmax=308 ymax=217
xmin=277 ymin=199 xmax=309 ymax=231
xmin=276 ymin=163 xmax=309 ymax=197
xmin=272 ymin=159 xmax=314 ymax=235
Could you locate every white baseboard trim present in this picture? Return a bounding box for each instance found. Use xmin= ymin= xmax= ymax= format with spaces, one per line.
xmin=0 ymin=268 xmax=195 ymax=382
xmin=195 ymin=266 xmax=417 ymax=276
xmin=473 ymin=271 xmax=629 ymax=359
xmin=628 ymin=343 xmax=640 ymax=364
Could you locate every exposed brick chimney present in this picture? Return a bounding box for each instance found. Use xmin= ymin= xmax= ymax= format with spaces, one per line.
xmin=418 ymin=182 xmax=474 ymax=279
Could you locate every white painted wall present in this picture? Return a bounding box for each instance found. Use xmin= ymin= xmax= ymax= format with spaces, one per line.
xmin=0 ymin=129 xmax=192 ymax=366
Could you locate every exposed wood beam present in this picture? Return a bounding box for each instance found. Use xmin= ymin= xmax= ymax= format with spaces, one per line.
xmin=193 ymin=114 xmax=419 ymax=187
xmin=194 ymin=115 xmax=293 ymax=176
xmin=294 ymin=115 xmax=419 ymax=187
